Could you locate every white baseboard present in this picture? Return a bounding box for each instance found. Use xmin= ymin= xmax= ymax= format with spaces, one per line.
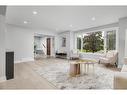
xmin=0 ymin=76 xmax=6 ymax=83
xmin=14 ymin=57 xmax=34 ymax=64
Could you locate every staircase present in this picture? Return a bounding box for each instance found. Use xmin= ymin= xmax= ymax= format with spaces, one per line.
xmin=34 ymin=49 xmax=47 ymax=59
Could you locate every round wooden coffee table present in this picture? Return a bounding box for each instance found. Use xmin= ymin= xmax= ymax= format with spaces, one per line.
xmin=69 ymin=59 xmax=97 ymax=77
xmin=77 ymin=59 xmax=96 ymax=74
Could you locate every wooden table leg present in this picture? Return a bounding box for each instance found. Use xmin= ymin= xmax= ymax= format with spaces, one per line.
xmin=70 ymin=63 xmax=80 ymax=77
xmin=77 ymin=64 xmax=80 ymax=74
xmin=93 ymin=64 xmax=94 ymax=74
xmin=84 ymin=63 xmax=86 ymax=73
xmin=87 ymin=64 xmax=89 ymax=74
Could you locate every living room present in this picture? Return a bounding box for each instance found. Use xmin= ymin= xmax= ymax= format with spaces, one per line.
xmin=1 ymin=6 xmax=127 ymax=90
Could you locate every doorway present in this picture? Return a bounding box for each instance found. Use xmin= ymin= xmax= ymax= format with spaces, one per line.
xmin=47 ymin=38 xmax=51 ymax=56
xmin=34 ymin=33 xmax=55 ymax=59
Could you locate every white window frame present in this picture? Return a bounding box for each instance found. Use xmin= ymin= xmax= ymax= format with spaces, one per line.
xmin=75 ymin=27 xmax=119 ymax=53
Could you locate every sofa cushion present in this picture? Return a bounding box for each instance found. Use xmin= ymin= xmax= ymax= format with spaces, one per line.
xmin=106 ymin=51 xmax=114 ymax=57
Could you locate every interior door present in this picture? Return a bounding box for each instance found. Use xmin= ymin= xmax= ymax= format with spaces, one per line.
xmin=47 ymin=38 xmax=51 ymax=56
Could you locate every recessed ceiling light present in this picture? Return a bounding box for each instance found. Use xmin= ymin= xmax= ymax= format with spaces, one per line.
xmin=33 ymin=11 xmax=37 ymax=15
xmin=69 ymin=24 xmax=73 ymax=27
xmin=24 ymin=21 xmax=28 ymax=24
xmin=92 ymin=17 xmax=95 ymax=21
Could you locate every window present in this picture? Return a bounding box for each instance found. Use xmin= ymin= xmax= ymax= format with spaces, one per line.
xmin=82 ymin=31 xmax=104 ymax=53
xmin=106 ymin=30 xmax=116 ymax=51
xmin=77 ymin=37 xmax=81 ymax=50
xmin=76 ymin=29 xmax=117 ymax=53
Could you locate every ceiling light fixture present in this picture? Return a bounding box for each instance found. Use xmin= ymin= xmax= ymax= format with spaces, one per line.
xmin=33 ymin=11 xmax=38 ymax=15
xmin=24 ymin=21 xmax=28 ymax=24
xmin=69 ymin=24 xmax=73 ymax=27
xmin=92 ymin=17 xmax=95 ymax=21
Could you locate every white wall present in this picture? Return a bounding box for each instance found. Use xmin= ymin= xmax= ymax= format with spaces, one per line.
xmin=75 ymin=22 xmax=118 ymax=34
xmin=69 ymin=31 xmax=75 ymax=50
xmin=6 ymin=24 xmax=57 ymax=63
xmin=0 ymin=6 xmax=6 ymax=81
xmin=56 ymin=32 xmax=70 ymax=56
xmin=125 ymin=30 xmax=127 ymax=57
xmin=0 ymin=15 xmax=6 ymax=81
xmin=34 ymin=29 xmax=57 ymax=36
xmin=6 ymin=24 xmax=34 ymax=63
xmin=55 ymin=31 xmax=75 ymax=58
xmin=118 ymin=17 xmax=127 ymax=68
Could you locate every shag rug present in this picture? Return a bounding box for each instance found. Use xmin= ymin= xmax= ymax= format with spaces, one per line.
xmin=35 ymin=59 xmax=120 ymax=89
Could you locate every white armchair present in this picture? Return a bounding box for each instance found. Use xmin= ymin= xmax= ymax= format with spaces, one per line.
xmin=114 ymin=65 xmax=127 ymax=89
xmin=114 ymin=57 xmax=127 ymax=89
xmin=70 ymin=49 xmax=80 ymax=60
xmin=99 ymin=50 xmax=118 ymax=66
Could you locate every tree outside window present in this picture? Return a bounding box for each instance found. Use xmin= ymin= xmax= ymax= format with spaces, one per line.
xmin=76 ymin=30 xmax=116 ymax=53
xmin=83 ymin=31 xmax=104 ymax=53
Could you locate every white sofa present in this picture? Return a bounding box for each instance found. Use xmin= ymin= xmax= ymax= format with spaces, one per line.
xmin=114 ymin=57 xmax=127 ymax=89
xmin=99 ymin=50 xmax=118 ymax=66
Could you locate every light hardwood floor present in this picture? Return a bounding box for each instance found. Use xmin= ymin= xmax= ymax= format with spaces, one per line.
xmin=0 ymin=59 xmax=57 ymax=89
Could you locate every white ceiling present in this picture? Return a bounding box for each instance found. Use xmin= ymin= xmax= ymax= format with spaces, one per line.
xmin=6 ymin=6 xmax=127 ymax=33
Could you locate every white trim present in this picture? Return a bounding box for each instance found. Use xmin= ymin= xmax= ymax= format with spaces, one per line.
xmin=124 ymin=30 xmax=127 ymax=57
xmin=75 ymin=27 xmax=118 ymax=35
xmin=74 ymin=33 xmax=76 ymax=49
xmin=0 ymin=76 xmax=6 ymax=83
xmin=75 ymin=27 xmax=118 ymax=52
xmin=104 ymin=30 xmax=107 ymax=53
xmin=81 ymin=35 xmax=83 ymax=51
xmin=14 ymin=57 xmax=34 ymax=64
xmin=116 ymin=28 xmax=119 ymax=51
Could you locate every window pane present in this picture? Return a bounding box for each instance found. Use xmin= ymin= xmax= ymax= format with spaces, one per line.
xmin=82 ymin=31 xmax=104 ymax=53
xmin=77 ymin=37 xmax=81 ymax=50
xmin=106 ymin=30 xmax=116 ymax=51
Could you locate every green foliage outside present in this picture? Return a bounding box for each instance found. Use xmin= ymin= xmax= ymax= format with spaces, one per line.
xmin=77 ymin=30 xmax=116 ymax=53
xmin=83 ymin=31 xmax=104 ymax=53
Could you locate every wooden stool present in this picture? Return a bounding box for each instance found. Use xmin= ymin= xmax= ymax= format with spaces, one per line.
xmin=69 ymin=62 xmax=80 ymax=77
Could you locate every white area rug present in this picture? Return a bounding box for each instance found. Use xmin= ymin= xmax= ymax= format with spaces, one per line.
xmin=35 ymin=59 xmax=119 ymax=89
